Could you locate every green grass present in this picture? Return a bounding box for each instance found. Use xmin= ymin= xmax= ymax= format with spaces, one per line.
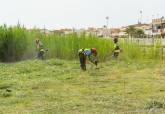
xmin=1 ymin=59 xmax=165 ymax=114
xmin=0 ymin=25 xmax=27 ymax=62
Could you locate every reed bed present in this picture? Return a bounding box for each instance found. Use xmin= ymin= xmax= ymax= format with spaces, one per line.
xmin=0 ymin=25 xmax=163 ymax=62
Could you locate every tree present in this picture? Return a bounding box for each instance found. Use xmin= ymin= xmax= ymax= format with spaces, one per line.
xmin=135 ymin=29 xmax=145 ymax=38
xmin=125 ymin=26 xmax=136 ymax=38
xmin=125 ymin=26 xmax=145 ymax=38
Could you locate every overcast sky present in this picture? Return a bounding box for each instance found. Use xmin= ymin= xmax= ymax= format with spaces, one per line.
xmin=0 ymin=0 xmax=164 ymax=29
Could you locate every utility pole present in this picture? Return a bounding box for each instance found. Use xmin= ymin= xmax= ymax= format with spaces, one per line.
xmin=152 ymin=15 xmax=154 ymax=38
xmin=17 ymin=20 xmax=20 ymax=27
xmin=106 ymin=16 xmax=109 ymax=28
xmin=44 ymin=25 xmax=46 ymax=35
xmin=105 ymin=16 xmax=110 ymax=37
xmin=140 ymin=10 xmax=143 ymax=24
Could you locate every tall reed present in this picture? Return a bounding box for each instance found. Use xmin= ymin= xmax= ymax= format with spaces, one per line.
xmin=0 ymin=25 xmax=163 ymax=62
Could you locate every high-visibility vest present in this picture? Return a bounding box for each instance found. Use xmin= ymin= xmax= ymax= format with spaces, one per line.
xmin=40 ymin=49 xmax=45 ymax=52
xmin=114 ymin=50 xmax=120 ymax=53
xmin=114 ymin=43 xmax=119 ymax=48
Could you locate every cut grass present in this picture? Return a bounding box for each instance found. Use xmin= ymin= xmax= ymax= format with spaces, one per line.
xmin=0 ymin=59 xmax=165 ymax=114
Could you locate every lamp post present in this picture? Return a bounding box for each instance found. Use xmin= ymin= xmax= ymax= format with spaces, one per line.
xmin=140 ymin=10 xmax=143 ymax=24
xmin=106 ymin=16 xmax=109 ymax=28
xmin=105 ymin=16 xmax=110 ymax=37
xmin=151 ymin=15 xmax=155 ymax=44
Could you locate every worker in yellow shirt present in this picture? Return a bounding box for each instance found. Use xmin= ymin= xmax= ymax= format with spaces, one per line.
xmin=35 ymin=39 xmax=47 ymax=60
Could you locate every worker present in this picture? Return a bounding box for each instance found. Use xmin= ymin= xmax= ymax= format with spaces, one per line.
xmin=113 ymin=36 xmax=119 ymax=44
xmin=35 ymin=39 xmax=47 ymax=60
xmin=78 ymin=48 xmax=98 ymax=70
xmin=112 ymin=44 xmax=122 ymax=59
xmin=112 ymin=36 xmax=123 ymax=59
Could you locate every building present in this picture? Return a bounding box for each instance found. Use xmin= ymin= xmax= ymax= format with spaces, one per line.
xmin=152 ymin=17 xmax=165 ymax=37
xmin=110 ymin=28 xmax=120 ymax=37
xmin=144 ymin=26 xmax=152 ymax=37
xmin=52 ymin=28 xmax=73 ymax=35
xmin=119 ymin=27 xmax=127 ymax=37
xmin=86 ymin=27 xmax=98 ymax=36
xmin=96 ymin=27 xmax=111 ymax=38
xmin=39 ymin=28 xmax=51 ymax=34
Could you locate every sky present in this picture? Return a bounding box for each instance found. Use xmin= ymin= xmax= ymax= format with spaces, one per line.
xmin=0 ymin=0 xmax=164 ymax=29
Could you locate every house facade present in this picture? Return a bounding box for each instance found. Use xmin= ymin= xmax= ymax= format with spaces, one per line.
xmin=152 ymin=17 xmax=165 ymax=37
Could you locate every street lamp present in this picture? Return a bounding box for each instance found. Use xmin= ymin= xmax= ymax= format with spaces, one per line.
xmin=140 ymin=10 xmax=143 ymax=24
xmin=105 ymin=16 xmax=110 ymax=37
xmin=106 ymin=16 xmax=109 ymax=28
xmin=152 ymin=15 xmax=154 ymax=38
